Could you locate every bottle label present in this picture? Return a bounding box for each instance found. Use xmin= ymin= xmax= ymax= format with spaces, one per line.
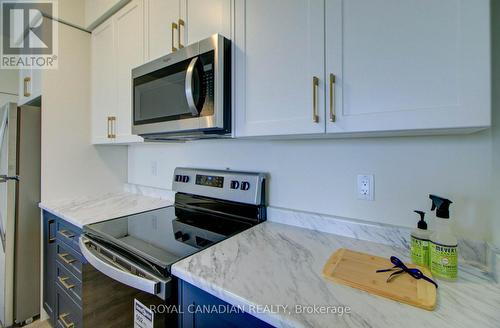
xmin=430 ymin=242 xmax=458 ymax=279
xmin=410 ymin=236 xmax=429 ymax=267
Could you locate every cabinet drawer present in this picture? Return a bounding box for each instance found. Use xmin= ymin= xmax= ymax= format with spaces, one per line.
xmin=56 ymin=284 xmax=82 ymax=328
xmin=56 ymin=240 xmax=84 ymax=279
xmin=56 ymin=261 xmax=82 ymax=306
xmin=57 ymin=220 xmax=82 ymax=253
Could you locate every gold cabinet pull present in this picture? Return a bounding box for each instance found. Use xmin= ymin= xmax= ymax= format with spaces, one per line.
xmin=107 ymin=116 xmax=116 ymax=139
xmin=312 ymin=76 xmax=319 ymax=123
xmin=171 ymin=22 xmax=178 ymax=52
xmin=23 ymin=77 xmax=31 ymax=97
xmin=58 ymin=253 xmax=76 ymax=265
xmin=58 ymin=276 xmax=75 ymax=290
xmin=178 ymin=19 xmax=185 ymax=49
xmin=59 ymin=313 xmax=75 ymax=328
xmin=329 ymin=73 xmax=336 ymax=122
xmin=48 ymin=219 xmax=55 ymax=244
xmin=59 ymin=230 xmax=75 ymax=239
xmin=107 ymin=116 xmax=111 ymax=138
xmin=109 ymin=116 xmax=116 ymax=139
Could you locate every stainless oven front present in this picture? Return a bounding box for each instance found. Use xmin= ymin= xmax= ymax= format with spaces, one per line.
xmin=132 ymin=34 xmax=231 ymax=139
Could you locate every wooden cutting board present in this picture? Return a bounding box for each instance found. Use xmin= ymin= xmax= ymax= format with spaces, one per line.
xmin=322 ymin=248 xmax=437 ymax=310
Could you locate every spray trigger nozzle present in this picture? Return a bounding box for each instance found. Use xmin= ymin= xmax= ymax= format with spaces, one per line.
xmin=414 ymin=210 xmax=427 ymax=230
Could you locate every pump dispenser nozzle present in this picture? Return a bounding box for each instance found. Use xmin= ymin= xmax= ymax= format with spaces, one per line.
xmin=414 ymin=210 xmax=427 ymax=230
xmin=429 ymin=194 xmax=453 ymax=219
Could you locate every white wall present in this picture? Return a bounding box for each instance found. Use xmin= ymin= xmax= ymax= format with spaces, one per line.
xmin=41 ymin=22 xmax=127 ymax=202
xmin=128 ymin=127 xmax=496 ymax=243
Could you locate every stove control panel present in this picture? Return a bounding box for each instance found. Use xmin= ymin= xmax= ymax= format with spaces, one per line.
xmin=172 ymin=168 xmax=267 ymax=205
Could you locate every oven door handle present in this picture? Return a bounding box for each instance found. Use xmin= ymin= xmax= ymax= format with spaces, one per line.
xmin=185 ymin=57 xmax=201 ymax=116
xmin=79 ymin=236 xmax=170 ymax=299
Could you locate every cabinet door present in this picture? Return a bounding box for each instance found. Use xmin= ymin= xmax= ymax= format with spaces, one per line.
xmin=182 ymin=0 xmax=231 ymax=44
xmin=30 ymin=69 xmax=42 ymax=101
xmin=234 ymin=0 xmax=325 ymax=137
xmin=18 ymin=68 xmax=42 ymax=106
xmin=91 ymin=18 xmax=115 ymax=144
xmin=179 ymin=280 xmax=273 ymax=328
xmin=326 ymin=0 xmax=491 ymax=134
xmin=146 ymin=0 xmax=180 ymax=60
xmin=114 ymin=0 xmax=145 ymax=143
xmin=43 ymin=214 xmax=57 ymax=324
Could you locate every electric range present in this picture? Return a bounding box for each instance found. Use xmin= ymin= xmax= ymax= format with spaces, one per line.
xmin=78 ymin=168 xmax=267 ymax=326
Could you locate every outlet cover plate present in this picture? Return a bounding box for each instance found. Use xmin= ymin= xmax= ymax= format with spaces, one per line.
xmin=357 ymin=174 xmax=374 ymax=201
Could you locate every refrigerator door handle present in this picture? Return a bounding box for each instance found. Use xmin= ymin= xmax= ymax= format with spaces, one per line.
xmin=0 ymin=175 xmax=19 ymax=183
xmin=0 ymin=214 xmax=6 ymax=253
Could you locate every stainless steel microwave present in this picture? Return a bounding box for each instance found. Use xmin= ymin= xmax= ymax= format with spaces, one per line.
xmin=132 ymin=34 xmax=231 ymax=140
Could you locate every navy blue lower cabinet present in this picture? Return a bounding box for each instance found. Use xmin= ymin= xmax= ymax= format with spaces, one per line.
xmin=178 ymin=280 xmax=274 ymax=328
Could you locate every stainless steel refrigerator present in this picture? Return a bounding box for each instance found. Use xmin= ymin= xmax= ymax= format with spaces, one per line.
xmin=0 ymin=102 xmax=41 ymax=327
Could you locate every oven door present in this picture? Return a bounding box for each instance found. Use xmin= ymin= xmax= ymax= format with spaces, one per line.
xmin=132 ymin=35 xmax=229 ymax=137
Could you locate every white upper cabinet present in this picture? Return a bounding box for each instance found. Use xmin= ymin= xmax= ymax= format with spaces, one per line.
xmin=182 ymin=0 xmax=232 ymax=44
xmin=17 ymin=52 xmax=41 ymax=106
xmin=18 ymin=68 xmax=41 ymax=107
xmin=114 ymin=0 xmax=145 ymax=142
xmin=325 ymin=0 xmax=491 ymax=134
xmin=234 ymin=0 xmax=490 ymax=138
xmin=85 ymin=0 xmax=131 ymax=30
xmin=90 ymin=0 xmax=143 ymax=144
xmin=234 ymin=0 xmax=326 ymax=137
xmin=146 ymin=0 xmax=180 ymax=60
xmin=146 ymin=0 xmax=231 ymax=61
xmin=91 ymin=19 xmax=115 ymax=144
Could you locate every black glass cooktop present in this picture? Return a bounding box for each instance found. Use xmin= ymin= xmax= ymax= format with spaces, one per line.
xmin=84 ymin=203 xmax=256 ymax=275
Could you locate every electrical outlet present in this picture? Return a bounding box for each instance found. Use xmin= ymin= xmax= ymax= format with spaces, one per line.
xmin=150 ymin=161 xmax=158 ymax=177
xmin=357 ymin=174 xmax=374 ymax=201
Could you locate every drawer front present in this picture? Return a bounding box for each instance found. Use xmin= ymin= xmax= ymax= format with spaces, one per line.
xmin=56 ymin=261 xmax=82 ymax=306
xmin=56 ymin=284 xmax=82 ymax=328
xmin=56 ymin=239 xmax=84 ymax=279
xmin=56 ymin=219 xmax=82 ymax=253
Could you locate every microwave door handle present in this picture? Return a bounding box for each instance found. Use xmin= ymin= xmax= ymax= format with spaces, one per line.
xmin=185 ymin=57 xmax=200 ymax=116
xmin=79 ymin=237 xmax=168 ymax=298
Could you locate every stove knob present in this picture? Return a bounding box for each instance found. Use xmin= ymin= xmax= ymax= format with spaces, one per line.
xmin=240 ymin=181 xmax=250 ymax=191
xmin=175 ymin=175 xmax=182 ymax=182
xmin=175 ymin=231 xmax=190 ymax=242
xmin=182 ymin=175 xmax=190 ymax=183
xmin=230 ymin=180 xmax=240 ymax=189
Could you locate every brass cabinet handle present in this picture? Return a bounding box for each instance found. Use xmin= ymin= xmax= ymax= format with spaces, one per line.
xmin=107 ymin=116 xmax=111 ymax=138
xmin=109 ymin=116 xmax=116 ymax=139
xmin=48 ymin=219 xmax=55 ymax=244
xmin=59 ymin=230 xmax=75 ymax=239
xmin=107 ymin=116 xmax=116 ymax=139
xmin=171 ymin=22 xmax=178 ymax=52
xmin=329 ymin=73 xmax=336 ymax=122
xmin=58 ymin=253 xmax=76 ymax=265
xmin=59 ymin=313 xmax=75 ymax=328
xmin=23 ymin=77 xmax=31 ymax=97
xmin=58 ymin=276 xmax=75 ymax=290
xmin=312 ymin=76 xmax=319 ymax=123
xmin=178 ymin=19 xmax=185 ymax=49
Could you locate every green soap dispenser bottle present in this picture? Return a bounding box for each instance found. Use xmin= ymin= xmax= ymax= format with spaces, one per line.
xmin=410 ymin=210 xmax=430 ymax=267
xmin=429 ymin=194 xmax=458 ymax=280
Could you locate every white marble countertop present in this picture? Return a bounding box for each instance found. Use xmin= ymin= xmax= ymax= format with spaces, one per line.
xmin=172 ymin=221 xmax=500 ymax=328
xmin=39 ymin=192 xmax=173 ymax=228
